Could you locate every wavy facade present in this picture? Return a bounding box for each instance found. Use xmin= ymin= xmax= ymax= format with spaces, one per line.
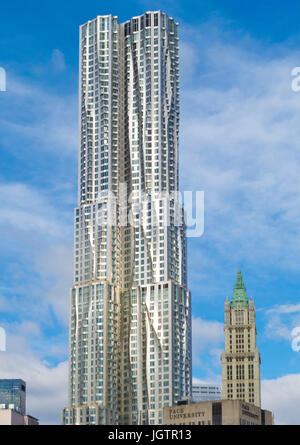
xmin=62 ymin=11 xmax=191 ymax=425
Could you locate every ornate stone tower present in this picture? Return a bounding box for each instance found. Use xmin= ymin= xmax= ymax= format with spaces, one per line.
xmin=221 ymin=270 xmax=261 ymax=408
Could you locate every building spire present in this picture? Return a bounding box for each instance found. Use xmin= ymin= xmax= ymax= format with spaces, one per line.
xmin=231 ymin=269 xmax=249 ymax=308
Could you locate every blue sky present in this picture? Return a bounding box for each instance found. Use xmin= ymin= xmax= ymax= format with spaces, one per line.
xmin=1 ymin=0 xmax=300 ymax=424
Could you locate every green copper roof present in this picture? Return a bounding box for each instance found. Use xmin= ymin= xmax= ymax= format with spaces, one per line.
xmin=231 ymin=269 xmax=249 ymax=308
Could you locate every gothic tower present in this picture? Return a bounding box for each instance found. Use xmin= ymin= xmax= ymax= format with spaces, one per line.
xmin=221 ymin=270 xmax=261 ymax=407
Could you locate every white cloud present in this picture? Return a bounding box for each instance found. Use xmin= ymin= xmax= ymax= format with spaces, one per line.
xmin=267 ymin=303 xmax=300 ymax=315
xmin=0 ymin=67 xmax=74 ymax=424
xmin=192 ymin=316 xmax=224 ymax=368
xmin=0 ymin=306 xmax=68 ymax=424
xmin=0 ymin=75 xmax=77 ymax=156
xmin=0 ymin=352 xmax=67 ymax=425
xmin=0 ymin=182 xmax=67 ymax=237
xmin=35 ymin=244 xmax=73 ymax=323
xmin=50 ymin=49 xmax=66 ymax=73
xmin=0 ymin=182 xmax=72 ymax=322
xmin=262 ymin=374 xmax=300 ymax=425
xmin=193 ymin=376 xmax=222 ymax=385
xmin=263 ymin=302 xmax=300 ymax=342
xmin=179 ymin=23 xmax=300 ymax=282
xmin=0 ymin=183 xmax=71 ymax=425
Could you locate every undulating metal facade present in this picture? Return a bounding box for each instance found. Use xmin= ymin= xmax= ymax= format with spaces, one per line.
xmin=62 ymin=11 xmax=191 ymax=425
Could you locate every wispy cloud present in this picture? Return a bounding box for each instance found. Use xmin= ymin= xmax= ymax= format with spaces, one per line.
xmin=0 ymin=351 xmax=67 ymax=425
xmin=178 ymin=22 xmax=300 ymax=314
xmin=267 ymin=303 xmax=300 ymax=315
xmin=0 ymin=182 xmax=72 ymax=358
xmin=0 ymin=59 xmax=75 ymax=422
xmin=263 ymin=302 xmax=300 ymax=342
xmin=0 ymin=56 xmax=75 ymax=424
xmin=0 ymin=74 xmax=77 ymax=157
xmin=50 ymin=49 xmax=67 ymax=74
xmin=192 ymin=316 xmax=224 ymax=377
xmin=0 ymin=182 xmax=68 ymax=236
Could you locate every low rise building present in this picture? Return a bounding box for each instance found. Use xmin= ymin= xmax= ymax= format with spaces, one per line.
xmin=163 ymin=400 xmax=274 ymax=425
xmin=192 ymin=384 xmax=222 ymax=402
xmin=0 ymin=409 xmax=39 ymax=425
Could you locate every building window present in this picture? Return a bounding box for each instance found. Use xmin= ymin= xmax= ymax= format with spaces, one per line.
xmin=227 ymin=365 xmax=232 ymax=380
xmin=248 ymin=364 xmax=254 ymax=379
xmin=236 ymin=365 xmax=244 ymax=380
xmin=146 ymin=14 xmax=151 ymax=27
xmin=212 ymin=403 xmax=222 ymax=425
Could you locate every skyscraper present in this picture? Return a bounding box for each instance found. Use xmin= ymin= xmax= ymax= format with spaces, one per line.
xmin=62 ymin=11 xmax=192 ymax=426
xmin=221 ymin=270 xmax=261 ymax=408
xmin=0 ymin=379 xmax=26 ymax=415
xmin=0 ymin=379 xmax=39 ymax=425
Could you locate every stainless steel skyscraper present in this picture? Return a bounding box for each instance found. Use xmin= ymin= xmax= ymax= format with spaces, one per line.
xmin=62 ymin=11 xmax=192 ymax=426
